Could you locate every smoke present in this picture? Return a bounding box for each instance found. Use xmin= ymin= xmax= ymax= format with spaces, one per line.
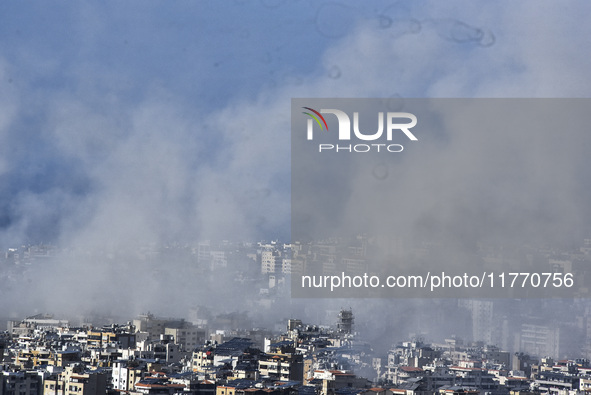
xmin=0 ymin=1 xmax=590 ymax=356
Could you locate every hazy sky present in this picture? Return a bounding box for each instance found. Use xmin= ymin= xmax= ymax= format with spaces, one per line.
xmin=2 ymin=1 xmax=591 ymax=321
xmin=1 ymin=1 xmax=591 ymax=248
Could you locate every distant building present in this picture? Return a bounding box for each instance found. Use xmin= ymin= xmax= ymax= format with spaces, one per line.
xmin=7 ymin=315 xmax=69 ymax=337
xmin=518 ymin=323 xmax=559 ymax=359
xmin=111 ymin=359 xmax=147 ymax=391
xmin=134 ymin=375 xmax=185 ymax=395
xmin=261 ymin=245 xmax=280 ymax=274
xmin=258 ymin=353 xmax=303 ymax=382
xmin=1 ymin=370 xmax=42 ymax=395
xmin=337 ymin=309 xmax=354 ymax=335
xmin=164 ymin=322 xmax=206 ymax=352
xmin=312 ymin=370 xmax=370 ymax=395
xmin=15 ymin=349 xmax=54 ymax=369
xmin=42 ymin=365 xmax=107 ymax=395
xmin=133 ymin=313 xmax=168 ymax=340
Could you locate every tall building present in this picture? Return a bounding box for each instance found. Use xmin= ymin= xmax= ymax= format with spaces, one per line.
xmin=337 ymin=309 xmax=354 ymax=335
xmin=261 ymin=247 xmax=279 ymax=274
xmin=458 ymin=300 xmax=494 ymax=345
xmin=519 ymin=322 xmax=560 ymax=358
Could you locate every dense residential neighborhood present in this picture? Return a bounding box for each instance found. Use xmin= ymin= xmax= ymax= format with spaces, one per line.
xmin=3 ymin=237 xmax=591 ymax=395
xmin=3 ymin=310 xmax=591 ymax=395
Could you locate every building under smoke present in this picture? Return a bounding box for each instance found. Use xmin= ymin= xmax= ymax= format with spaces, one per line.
xmin=337 ymin=308 xmax=354 ymax=335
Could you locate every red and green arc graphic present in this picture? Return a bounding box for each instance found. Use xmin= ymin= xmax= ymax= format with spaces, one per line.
xmin=302 ymin=107 xmax=328 ymax=131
